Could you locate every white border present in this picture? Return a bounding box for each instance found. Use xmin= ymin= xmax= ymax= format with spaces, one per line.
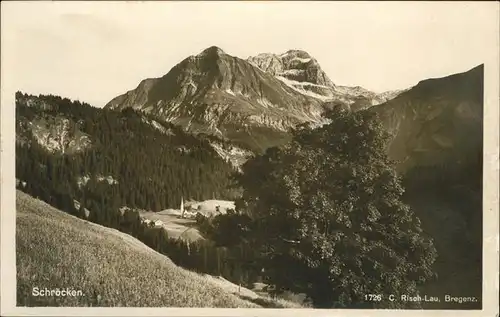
xmin=1 ymin=1 xmax=499 ymax=316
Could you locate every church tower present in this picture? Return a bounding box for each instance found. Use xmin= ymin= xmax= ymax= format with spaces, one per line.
xmin=180 ymin=196 xmax=185 ymax=218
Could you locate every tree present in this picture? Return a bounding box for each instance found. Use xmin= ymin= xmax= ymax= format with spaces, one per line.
xmin=235 ymin=109 xmax=438 ymax=308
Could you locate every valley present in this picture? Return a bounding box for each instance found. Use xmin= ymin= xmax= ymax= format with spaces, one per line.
xmin=131 ymin=199 xmax=236 ymax=242
xmin=14 ymin=45 xmax=484 ymax=309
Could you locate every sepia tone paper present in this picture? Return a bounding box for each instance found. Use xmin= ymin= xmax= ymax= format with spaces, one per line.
xmin=1 ymin=1 xmax=498 ymax=316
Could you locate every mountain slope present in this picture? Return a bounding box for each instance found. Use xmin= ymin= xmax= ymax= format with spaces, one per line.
xmin=370 ymin=65 xmax=484 ymax=309
xmin=370 ymin=64 xmax=483 ymax=173
xmin=106 ymin=46 xmax=327 ymax=152
xmin=16 ymin=190 xmax=260 ymax=307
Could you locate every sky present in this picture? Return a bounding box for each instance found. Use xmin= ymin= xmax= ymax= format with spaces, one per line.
xmin=1 ymin=1 xmax=499 ymax=107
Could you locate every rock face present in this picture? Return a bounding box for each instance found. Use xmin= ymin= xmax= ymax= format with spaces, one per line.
xmin=248 ymin=50 xmax=335 ymax=88
xmin=16 ymin=95 xmax=92 ymax=154
xmin=333 ymin=86 xmax=407 ymax=110
xmin=247 ymin=50 xmax=404 ymax=106
xmin=106 ymin=46 xmax=328 ymax=152
xmin=370 ymin=64 xmax=483 ymax=172
xmin=207 ymin=141 xmax=254 ymax=170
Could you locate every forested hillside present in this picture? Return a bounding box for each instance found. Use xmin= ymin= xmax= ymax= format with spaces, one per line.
xmin=15 ymin=92 xmax=237 ymax=222
xmin=15 ymin=92 xmax=276 ymax=298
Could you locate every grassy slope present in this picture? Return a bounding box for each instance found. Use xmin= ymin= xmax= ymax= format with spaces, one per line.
xmin=16 ymin=190 xmax=261 ymax=307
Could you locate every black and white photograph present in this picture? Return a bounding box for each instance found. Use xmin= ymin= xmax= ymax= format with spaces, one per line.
xmin=1 ymin=1 xmax=498 ymax=316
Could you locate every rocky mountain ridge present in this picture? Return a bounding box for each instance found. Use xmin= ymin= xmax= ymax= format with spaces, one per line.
xmin=247 ymin=50 xmax=335 ymax=88
xmin=105 ymin=47 xmax=482 ymax=174
xmin=247 ymin=50 xmax=405 ymax=106
xmin=106 ymin=46 xmax=330 ymax=151
xmin=105 ymin=46 xmax=404 ymax=151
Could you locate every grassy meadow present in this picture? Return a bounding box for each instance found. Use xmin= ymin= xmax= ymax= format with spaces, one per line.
xmin=16 ymin=190 xmax=265 ymax=307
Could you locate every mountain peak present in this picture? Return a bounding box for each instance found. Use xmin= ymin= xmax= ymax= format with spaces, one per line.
xmin=280 ymin=49 xmax=312 ymax=59
xmin=199 ymin=46 xmax=226 ymax=56
xmin=248 ymin=49 xmax=333 ymax=88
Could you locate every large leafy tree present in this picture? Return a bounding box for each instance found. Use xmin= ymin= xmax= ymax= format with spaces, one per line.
xmin=236 ymin=109 xmax=438 ymax=308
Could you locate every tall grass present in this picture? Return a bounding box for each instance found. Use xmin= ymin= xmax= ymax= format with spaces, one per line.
xmin=16 ymin=190 xmax=260 ymax=307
